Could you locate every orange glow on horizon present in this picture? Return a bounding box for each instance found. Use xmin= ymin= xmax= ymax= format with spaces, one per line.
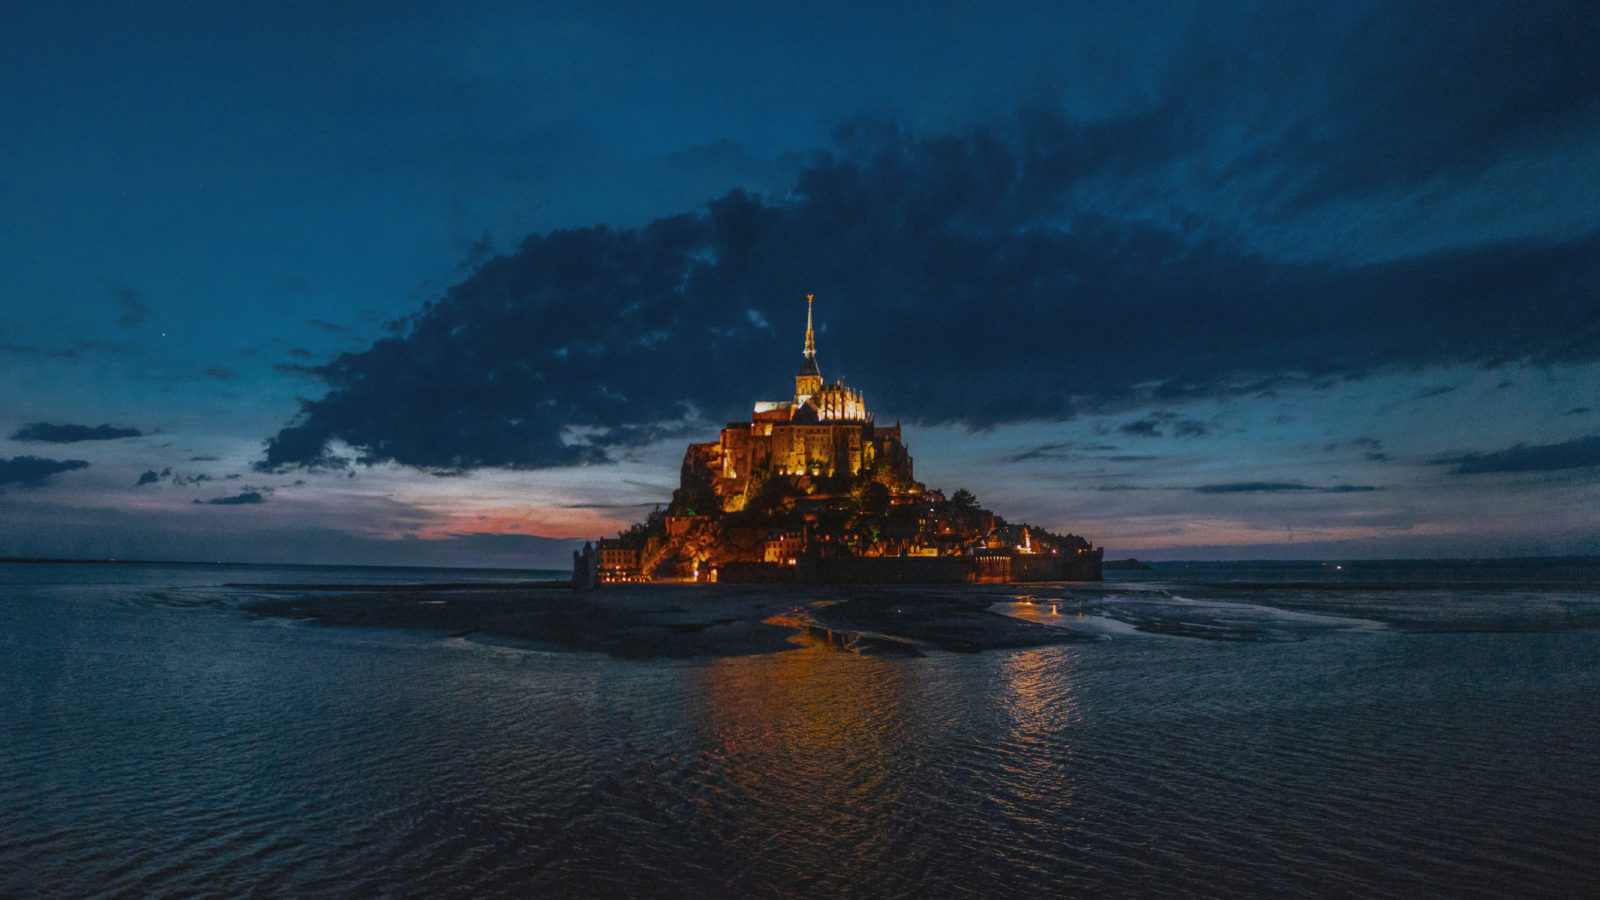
xmin=1082 ymin=518 xmax=1469 ymax=551
xmin=395 ymin=507 xmax=633 ymax=542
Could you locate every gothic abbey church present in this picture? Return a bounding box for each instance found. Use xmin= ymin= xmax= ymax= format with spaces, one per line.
xmin=682 ymin=296 xmax=915 ymax=512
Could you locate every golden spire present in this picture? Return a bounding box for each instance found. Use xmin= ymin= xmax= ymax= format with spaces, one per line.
xmin=804 ymin=294 xmax=815 ymax=359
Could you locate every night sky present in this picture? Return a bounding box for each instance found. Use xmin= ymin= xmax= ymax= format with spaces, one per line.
xmin=4 ymin=0 xmax=1598 ymax=567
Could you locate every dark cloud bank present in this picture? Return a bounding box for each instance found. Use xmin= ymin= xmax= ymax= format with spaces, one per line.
xmin=263 ymin=1 xmax=1600 ymax=474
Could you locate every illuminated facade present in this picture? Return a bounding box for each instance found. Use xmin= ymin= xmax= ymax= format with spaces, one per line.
xmin=685 ymin=295 xmax=915 ymax=512
xmin=610 ymin=295 xmax=1101 ymax=582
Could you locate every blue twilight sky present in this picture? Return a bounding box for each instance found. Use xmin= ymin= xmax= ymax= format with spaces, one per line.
xmin=3 ymin=0 xmax=1598 ymax=567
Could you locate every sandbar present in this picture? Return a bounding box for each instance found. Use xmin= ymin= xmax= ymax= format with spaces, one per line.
xmin=244 ymin=582 xmax=1099 ymax=659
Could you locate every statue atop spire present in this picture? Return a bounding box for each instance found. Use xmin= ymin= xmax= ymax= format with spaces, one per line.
xmin=795 ymin=293 xmax=822 ymax=404
xmin=803 ymin=293 xmax=816 ymax=359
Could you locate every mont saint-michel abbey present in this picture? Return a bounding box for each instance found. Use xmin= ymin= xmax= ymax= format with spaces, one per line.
xmin=689 ymin=295 xmax=915 ymax=511
xmin=592 ymin=296 xmax=1101 ymax=585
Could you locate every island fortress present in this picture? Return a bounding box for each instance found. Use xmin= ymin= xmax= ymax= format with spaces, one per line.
xmin=690 ymin=294 xmax=915 ymax=510
xmin=594 ymin=295 xmax=1102 ymax=584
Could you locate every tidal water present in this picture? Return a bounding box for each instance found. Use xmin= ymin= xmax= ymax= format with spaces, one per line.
xmin=3 ymin=560 xmax=1598 ymax=898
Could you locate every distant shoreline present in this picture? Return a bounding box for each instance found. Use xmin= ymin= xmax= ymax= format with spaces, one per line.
xmin=0 ymin=557 xmax=567 ymax=573
xmin=5 ymin=555 xmax=1598 ymax=569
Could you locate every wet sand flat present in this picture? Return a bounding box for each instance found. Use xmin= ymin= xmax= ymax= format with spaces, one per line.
xmin=245 ymin=582 xmax=1097 ymax=658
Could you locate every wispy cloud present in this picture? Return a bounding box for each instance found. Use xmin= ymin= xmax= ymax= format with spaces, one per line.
xmin=0 ymin=456 xmax=89 ymax=488
xmin=107 ymin=282 xmax=150 ymax=328
xmin=11 ymin=422 xmax=143 ymax=443
xmin=1433 ymin=435 xmax=1600 ymax=475
xmin=1191 ymin=482 xmax=1379 ymax=494
xmin=1118 ymin=419 xmax=1163 ymax=438
xmin=195 ymin=491 xmax=266 ymax=505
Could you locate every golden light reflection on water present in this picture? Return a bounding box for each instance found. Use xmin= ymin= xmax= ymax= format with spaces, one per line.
xmin=687 ymin=643 xmax=919 ymax=866
xmin=991 ymin=646 xmax=1081 ymax=832
xmin=674 ymin=631 xmax=1090 ymax=880
xmin=695 ymin=641 xmax=906 ymax=759
xmin=999 ymin=647 xmax=1076 ymax=736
